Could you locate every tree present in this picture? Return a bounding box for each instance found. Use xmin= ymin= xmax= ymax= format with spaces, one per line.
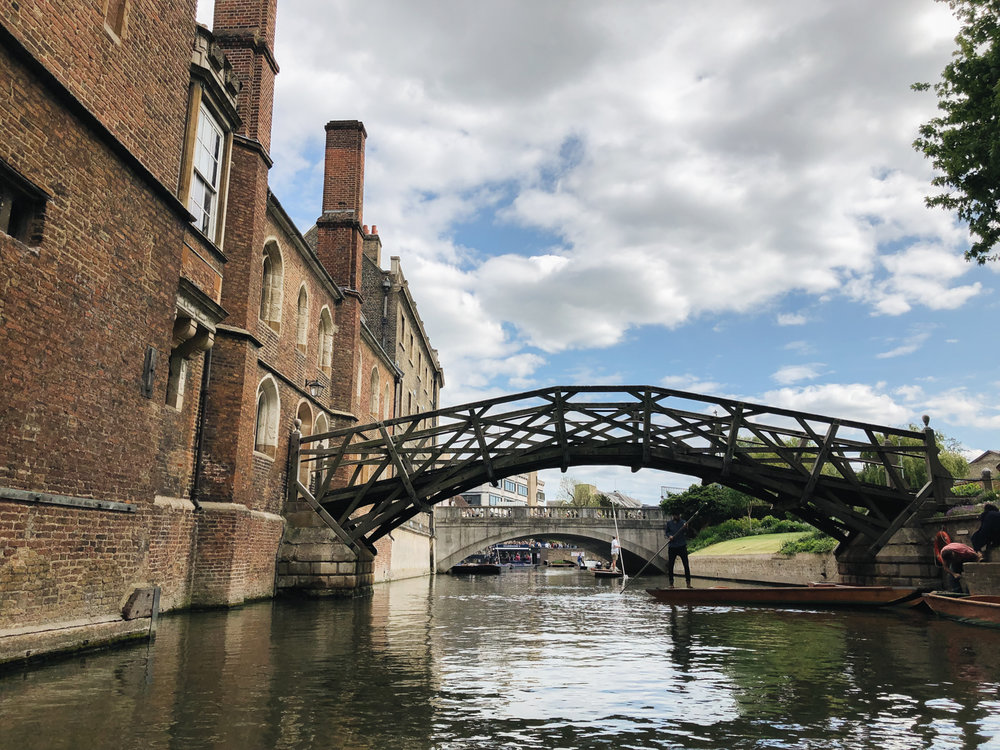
xmin=857 ymin=426 xmax=969 ymax=489
xmin=557 ymin=477 xmax=610 ymax=507
xmin=659 ymin=483 xmax=770 ymax=527
xmin=912 ymin=0 xmax=1000 ymax=264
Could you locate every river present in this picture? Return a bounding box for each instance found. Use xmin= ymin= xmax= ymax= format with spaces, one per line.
xmin=2 ymin=569 xmax=999 ymax=749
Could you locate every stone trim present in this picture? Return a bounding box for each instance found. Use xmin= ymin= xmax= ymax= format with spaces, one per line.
xmin=153 ymin=495 xmax=197 ymax=511
xmin=0 ymin=486 xmax=135 ymax=513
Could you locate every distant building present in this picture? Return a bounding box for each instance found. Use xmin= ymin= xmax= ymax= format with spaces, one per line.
xmin=966 ymin=451 xmax=1000 ymax=485
xmin=461 ymin=472 xmax=545 ymax=507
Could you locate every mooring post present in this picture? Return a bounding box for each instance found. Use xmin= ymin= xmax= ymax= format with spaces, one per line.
xmin=921 ymin=415 xmax=952 ymax=509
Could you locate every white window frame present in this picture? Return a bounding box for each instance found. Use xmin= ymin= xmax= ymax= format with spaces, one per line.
xmin=189 ymin=104 xmax=224 ymax=239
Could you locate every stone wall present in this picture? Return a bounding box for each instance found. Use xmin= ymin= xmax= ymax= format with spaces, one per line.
xmin=688 ymin=551 xmax=839 ymax=585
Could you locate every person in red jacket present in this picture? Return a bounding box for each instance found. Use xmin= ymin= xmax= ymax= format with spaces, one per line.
xmin=940 ymin=542 xmax=982 ymax=593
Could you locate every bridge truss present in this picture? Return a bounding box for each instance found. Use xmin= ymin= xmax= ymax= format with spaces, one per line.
xmin=288 ymin=386 xmax=952 ymax=558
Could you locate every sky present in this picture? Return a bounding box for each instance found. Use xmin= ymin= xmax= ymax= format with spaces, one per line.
xmin=199 ymin=0 xmax=999 ymax=505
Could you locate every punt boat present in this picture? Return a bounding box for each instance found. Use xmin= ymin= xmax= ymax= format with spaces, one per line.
xmin=449 ymin=563 xmax=502 ymax=575
xmin=592 ymin=568 xmax=624 ymax=579
xmin=922 ymin=592 xmax=1000 ymax=627
xmin=646 ymin=584 xmax=923 ymax=608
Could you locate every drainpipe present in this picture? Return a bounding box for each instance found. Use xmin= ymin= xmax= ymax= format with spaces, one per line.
xmin=189 ymin=346 xmax=213 ymax=510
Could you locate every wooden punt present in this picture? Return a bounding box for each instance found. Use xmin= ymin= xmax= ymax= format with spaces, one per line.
xmin=449 ymin=563 xmax=502 ymax=575
xmin=592 ymin=569 xmax=624 ymax=579
xmin=922 ymin=593 xmax=1000 ymax=627
xmin=646 ymin=585 xmax=923 ymax=608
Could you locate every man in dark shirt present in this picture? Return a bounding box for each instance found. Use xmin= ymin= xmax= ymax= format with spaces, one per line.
xmin=664 ymin=513 xmax=692 ymax=588
xmin=971 ymin=503 xmax=1000 ymax=561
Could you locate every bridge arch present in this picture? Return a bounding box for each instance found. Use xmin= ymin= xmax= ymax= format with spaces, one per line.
xmin=433 ymin=506 xmax=669 ymax=573
xmin=291 ymin=386 xmax=951 ymax=563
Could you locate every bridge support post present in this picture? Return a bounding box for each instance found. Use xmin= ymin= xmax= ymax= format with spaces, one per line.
xmin=276 ymin=425 xmax=374 ymax=598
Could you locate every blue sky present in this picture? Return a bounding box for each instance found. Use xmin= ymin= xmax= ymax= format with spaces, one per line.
xmin=199 ymin=1 xmax=1000 ymax=504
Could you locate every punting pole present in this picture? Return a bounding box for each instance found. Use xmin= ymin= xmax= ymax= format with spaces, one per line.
xmin=619 ymin=502 xmax=707 ymax=594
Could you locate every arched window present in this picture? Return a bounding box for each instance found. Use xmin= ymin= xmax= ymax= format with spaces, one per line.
xmin=369 ymin=368 xmax=380 ymax=416
xmin=296 ymin=401 xmax=313 ymax=484
xmin=259 ymin=241 xmax=283 ymax=333
xmin=317 ymin=307 xmax=333 ymax=375
xmin=254 ymin=376 xmax=281 ymax=458
xmin=296 ymin=285 xmax=309 ymax=354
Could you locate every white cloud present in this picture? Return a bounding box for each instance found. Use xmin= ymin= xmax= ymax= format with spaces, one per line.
xmin=199 ymin=0 xmax=989 ymax=406
xmin=777 ymin=313 xmax=808 ymax=326
xmin=876 ymin=330 xmax=932 ymax=359
xmin=760 ymin=383 xmax=913 ymax=426
xmin=772 ymin=364 xmax=824 ymax=385
xmin=661 ymin=374 xmax=725 ymax=394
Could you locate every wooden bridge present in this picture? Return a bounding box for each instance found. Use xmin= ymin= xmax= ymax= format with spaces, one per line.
xmin=288 ymin=385 xmax=952 ymax=563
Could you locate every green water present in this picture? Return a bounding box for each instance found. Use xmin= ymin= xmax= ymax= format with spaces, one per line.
xmin=2 ymin=570 xmax=999 ymax=749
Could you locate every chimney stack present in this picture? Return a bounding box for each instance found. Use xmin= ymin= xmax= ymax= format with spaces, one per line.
xmin=212 ymin=0 xmax=279 ymax=153
xmin=315 ymin=120 xmax=367 ymax=290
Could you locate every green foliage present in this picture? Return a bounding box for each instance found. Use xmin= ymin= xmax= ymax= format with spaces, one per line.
xmin=557 ymin=478 xmax=611 ymax=507
xmin=952 ymin=482 xmax=985 ymax=497
xmin=857 ymin=426 xmax=969 ymax=489
xmin=778 ymin=530 xmax=837 ymax=556
xmin=912 ymin=0 xmax=1000 ymax=263
xmin=660 ymin=483 xmax=770 ymax=527
xmin=688 ymin=515 xmax=815 ymax=552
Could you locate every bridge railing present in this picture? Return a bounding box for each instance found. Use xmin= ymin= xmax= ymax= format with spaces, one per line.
xmin=435 ymin=505 xmax=665 ymax=521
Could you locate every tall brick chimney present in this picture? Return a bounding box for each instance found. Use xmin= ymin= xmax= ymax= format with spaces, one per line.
xmin=212 ymin=0 xmax=279 ymax=154
xmin=316 ymin=120 xmax=367 ymax=291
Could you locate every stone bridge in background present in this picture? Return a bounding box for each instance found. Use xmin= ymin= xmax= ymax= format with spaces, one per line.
xmin=433 ymin=505 xmax=668 ymax=573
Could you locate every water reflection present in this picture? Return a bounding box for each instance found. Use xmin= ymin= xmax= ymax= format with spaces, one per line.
xmin=1 ymin=571 xmax=999 ymax=749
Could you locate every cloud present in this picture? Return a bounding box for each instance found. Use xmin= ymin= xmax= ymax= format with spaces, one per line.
xmin=198 ymin=0 xmax=985 ymax=405
xmin=876 ymin=329 xmax=932 ymax=359
xmin=772 ymin=364 xmax=824 ymax=385
xmin=661 ymin=374 xmax=725 ymax=394
xmin=777 ymin=313 xmax=808 ymax=326
xmin=760 ymin=383 xmax=913 ymax=426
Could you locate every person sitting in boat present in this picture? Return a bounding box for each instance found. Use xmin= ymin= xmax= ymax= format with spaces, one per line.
xmin=610 ymin=536 xmax=621 ymax=572
xmin=664 ymin=512 xmax=692 ymax=588
xmin=940 ymin=542 xmax=982 ymax=593
xmin=971 ymin=503 xmax=1000 ymax=562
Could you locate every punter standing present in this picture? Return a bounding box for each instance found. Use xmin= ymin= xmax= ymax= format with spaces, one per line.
xmin=664 ymin=512 xmax=692 ymax=588
xmin=610 ymin=536 xmax=621 ymax=572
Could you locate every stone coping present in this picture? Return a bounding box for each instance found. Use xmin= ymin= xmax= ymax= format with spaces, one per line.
xmin=0 ymin=616 xmax=152 ymax=668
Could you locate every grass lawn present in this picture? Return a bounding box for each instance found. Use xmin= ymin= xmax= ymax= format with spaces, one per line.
xmin=691 ymin=532 xmax=809 ymax=556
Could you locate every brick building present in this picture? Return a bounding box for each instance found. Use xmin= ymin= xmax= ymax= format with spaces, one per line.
xmin=0 ymin=0 xmax=442 ymax=663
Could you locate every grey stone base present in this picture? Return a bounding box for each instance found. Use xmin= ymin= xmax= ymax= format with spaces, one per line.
xmin=0 ymin=616 xmax=153 ymax=668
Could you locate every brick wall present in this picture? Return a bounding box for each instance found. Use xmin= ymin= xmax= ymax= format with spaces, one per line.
xmin=0 ymin=43 xmax=191 ymax=505
xmin=0 ymin=0 xmax=196 ymax=188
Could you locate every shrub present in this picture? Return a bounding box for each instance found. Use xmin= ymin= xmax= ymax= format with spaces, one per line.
xmin=951 ymin=483 xmax=984 ymax=498
xmin=778 ymin=530 xmax=837 ymax=555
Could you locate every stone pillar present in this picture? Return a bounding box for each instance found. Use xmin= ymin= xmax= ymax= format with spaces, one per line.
xmin=276 ymin=424 xmax=374 ymax=597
